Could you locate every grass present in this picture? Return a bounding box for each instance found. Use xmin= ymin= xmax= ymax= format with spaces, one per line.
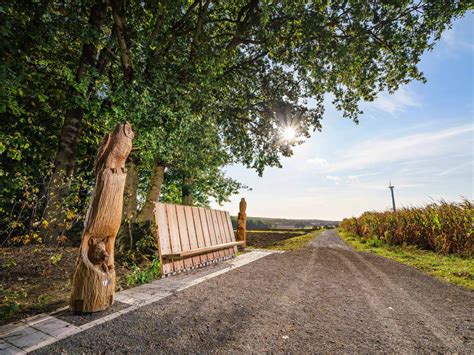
xmin=125 ymin=257 xmax=161 ymax=286
xmin=249 ymin=229 xmax=322 ymax=251
xmin=338 ymin=229 xmax=474 ymax=290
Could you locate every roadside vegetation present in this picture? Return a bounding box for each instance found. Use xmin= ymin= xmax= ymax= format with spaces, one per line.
xmin=339 ymin=200 xmax=473 ymax=289
xmin=339 ymin=230 xmax=473 ymax=290
xmin=340 ymin=200 xmax=473 ymax=256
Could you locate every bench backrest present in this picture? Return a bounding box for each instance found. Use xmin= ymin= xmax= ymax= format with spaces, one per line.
xmin=154 ymin=203 xmax=238 ymax=276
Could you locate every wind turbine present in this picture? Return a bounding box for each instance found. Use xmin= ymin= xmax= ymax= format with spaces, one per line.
xmin=388 ymin=180 xmax=396 ymax=212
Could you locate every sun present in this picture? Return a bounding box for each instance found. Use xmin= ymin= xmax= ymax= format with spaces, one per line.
xmin=282 ymin=126 xmax=296 ymax=141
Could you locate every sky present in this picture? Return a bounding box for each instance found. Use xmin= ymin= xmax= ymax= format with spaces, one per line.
xmin=211 ymin=13 xmax=474 ymax=221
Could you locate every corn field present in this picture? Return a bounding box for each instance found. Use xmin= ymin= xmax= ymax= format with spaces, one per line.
xmin=340 ymin=200 xmax=473 ymax=257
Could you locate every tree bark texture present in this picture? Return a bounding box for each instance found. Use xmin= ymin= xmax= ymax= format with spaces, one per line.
xmin=117 ymin=151 xmax=139 ymax=251
xmin=137 ymin=160 xmax=165 ymax=223
xmin=42 ymin=0 xmax=109 ymax=244
xmin=42 ymin=109 xmax=84 ymax=242
xmin=236 ymin=197 xmax=247 ymax=247
xmin=182 ymin=176 xmax=193 ymax=206
xmin=111 ymin=0 xmax=133 ymax=82
xmin=70 ymin=123 xmax=134 ymax=313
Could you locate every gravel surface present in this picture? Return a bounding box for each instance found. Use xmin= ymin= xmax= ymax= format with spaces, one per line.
xmin=55 ymin=301 xmax=130 ymax=326
xmin=35 ymin=229 xmax=473 ymax=353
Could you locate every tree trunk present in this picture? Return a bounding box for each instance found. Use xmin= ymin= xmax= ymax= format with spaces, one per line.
xmin=42 ymin=109 xmax=84 ymax=242
xmin=42 ymin=0 xmax=109 ymax=244
xmin=70 ymin=123 xmax=134 ymax=313
xmin=117 ymin=151 xmax=139 ymax=250
xmin=137 ymin=160 xmax=165 ymax=222
xmin=182 ymin=176 xmax=193 ymax=206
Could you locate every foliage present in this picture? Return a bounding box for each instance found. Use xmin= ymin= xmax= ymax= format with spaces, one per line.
xmin=0 ymin=286 xmax=27 ymax=320
xmin=339 ymin=229 xmax=474 ymax=290
xmin=50 ymin=253 xmax=63 ymax=265
xmin=340 ymin=200 xmax=473 ymax=256
xmin=37 ymin=294 xmax=52 ymax=308
xmin=1 ymin=258 xmax=16 ymax=269
xmin=125 ymin=258 xmax=161 ymax=286
xmin=0 ymin=0 xmax=470 ymax=244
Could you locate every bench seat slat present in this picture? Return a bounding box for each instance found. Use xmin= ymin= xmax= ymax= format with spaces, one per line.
xmin=162 ymin=241 xmax=245 ymax=259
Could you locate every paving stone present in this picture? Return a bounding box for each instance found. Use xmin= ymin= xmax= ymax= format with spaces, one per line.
xmin=23 ymin=314 xmax=52 ymax=326
xmin=114 ymin=294 xmax=138 ymax=305
xmin=31 ymin=317 xmax=78 ymax=338
xmin=3 ymin=326 xmax=52 ymax=349
xmin=0 ymin=340 xmax=26 ymax=354
xmin=0 ymin=321 xmax=26 ymax=338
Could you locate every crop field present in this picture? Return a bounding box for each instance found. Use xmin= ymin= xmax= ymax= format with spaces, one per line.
xmin=246 ymin=229 xmax=322 ymax=250
xmin=340 ymin=200 xmax=473 ymax=256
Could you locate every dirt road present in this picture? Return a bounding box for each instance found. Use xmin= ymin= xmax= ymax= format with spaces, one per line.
xmin=36 ymin=229 xmax=473 ymax=353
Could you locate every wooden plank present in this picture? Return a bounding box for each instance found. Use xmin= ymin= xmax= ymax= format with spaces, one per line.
xmin=154 ymin=203 xmax=174 ymax=275
xmin=206 ymin=208 xmax=224 ymax=259
xmin=162 ymin=241 xmax=245 ymax=258
xmin=175 ymin=205 xmax=194 ymax=269
xmin=216 ymin=210 xmax=231 ymax=257
xmin=212 ymin=209 xmax=227 ymax=259
xmin=199 ymin=207 xmax=217 ymax=261
xmin=221 ymin=210 xmax=234 ymax=257
xmin=192 ymin=207 xmax=208 ymax=264
xmin=222 ymin=210 xmax=236 ymax=256
xmin=165 ymin=204 xmax=184 ymax=271
xmin=184 ymin=206 xmax=201 ymax=266
xmin=224 ymin=210 xmax=239 ymax=254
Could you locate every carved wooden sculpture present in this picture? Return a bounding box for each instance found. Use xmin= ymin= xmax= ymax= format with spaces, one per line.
xmin=70 ymin=123 xmax=134 ymax=313
xmin=236 ymin=198 xmax=247 ymax=247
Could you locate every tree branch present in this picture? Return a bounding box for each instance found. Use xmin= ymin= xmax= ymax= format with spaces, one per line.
xmin=111 ymin=0 xmax=133 ymax=82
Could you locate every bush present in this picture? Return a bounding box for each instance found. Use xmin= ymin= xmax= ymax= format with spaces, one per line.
xmin=126 ymin=258 xmax=161 ymax=286
xmin=340 ymin=200 xmax=473 ymax=256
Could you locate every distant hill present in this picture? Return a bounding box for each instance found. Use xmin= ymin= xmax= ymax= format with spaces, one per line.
xmin=231 ymin=216 xmax=340 ymax=230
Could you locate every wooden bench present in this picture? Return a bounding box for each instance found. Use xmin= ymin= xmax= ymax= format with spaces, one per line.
xmin=154 ymin=203 xmax=241 ymax=276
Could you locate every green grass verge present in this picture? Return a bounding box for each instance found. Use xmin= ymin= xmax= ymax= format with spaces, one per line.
xmin=338 ymin=229 xmax=474 ymax=290
xmin=249 ymin=229 xmax=323 ymax=251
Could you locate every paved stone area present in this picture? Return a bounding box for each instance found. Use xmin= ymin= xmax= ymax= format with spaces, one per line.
xmin=0 ymin=250 xmax=277 ymax=354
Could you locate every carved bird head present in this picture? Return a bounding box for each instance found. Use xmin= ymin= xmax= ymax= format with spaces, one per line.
xmin=122 ymin=122 xmax=134 ymax=140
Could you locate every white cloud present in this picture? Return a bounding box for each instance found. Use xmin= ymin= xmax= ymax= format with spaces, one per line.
xmin=439 ymin=160 xmax=473 ymax=176
xmin=326 ymin=175 xmax=341 ymax=184
xmin=348 ymin=172 xmax=381 ymax=181
xmin=441 ymin=28 xmax=474 ymax=52
xmin=307 ymin=158 xmax=329 ymax=168
xmin=308 ymin=123 xmax=474 ymax=174
xmin=368 ymin=86 xmax=421 ymax=115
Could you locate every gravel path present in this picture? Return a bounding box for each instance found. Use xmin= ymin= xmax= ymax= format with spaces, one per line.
xmin=35 ymin=229 xmax=473 ymax=353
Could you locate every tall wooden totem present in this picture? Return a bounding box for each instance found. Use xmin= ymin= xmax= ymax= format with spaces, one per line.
xmin=70 ymin=123 xmax=134 ymax=313
xmin=236 ymin=197 xmax=247 ymax=247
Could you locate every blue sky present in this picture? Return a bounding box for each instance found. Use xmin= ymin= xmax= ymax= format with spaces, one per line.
xmin=212 ymin=13 xmax=474 ymax=221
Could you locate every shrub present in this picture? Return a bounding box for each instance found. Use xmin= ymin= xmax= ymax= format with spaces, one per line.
xmin=126 ymin=258 xmax=161 ymax=286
